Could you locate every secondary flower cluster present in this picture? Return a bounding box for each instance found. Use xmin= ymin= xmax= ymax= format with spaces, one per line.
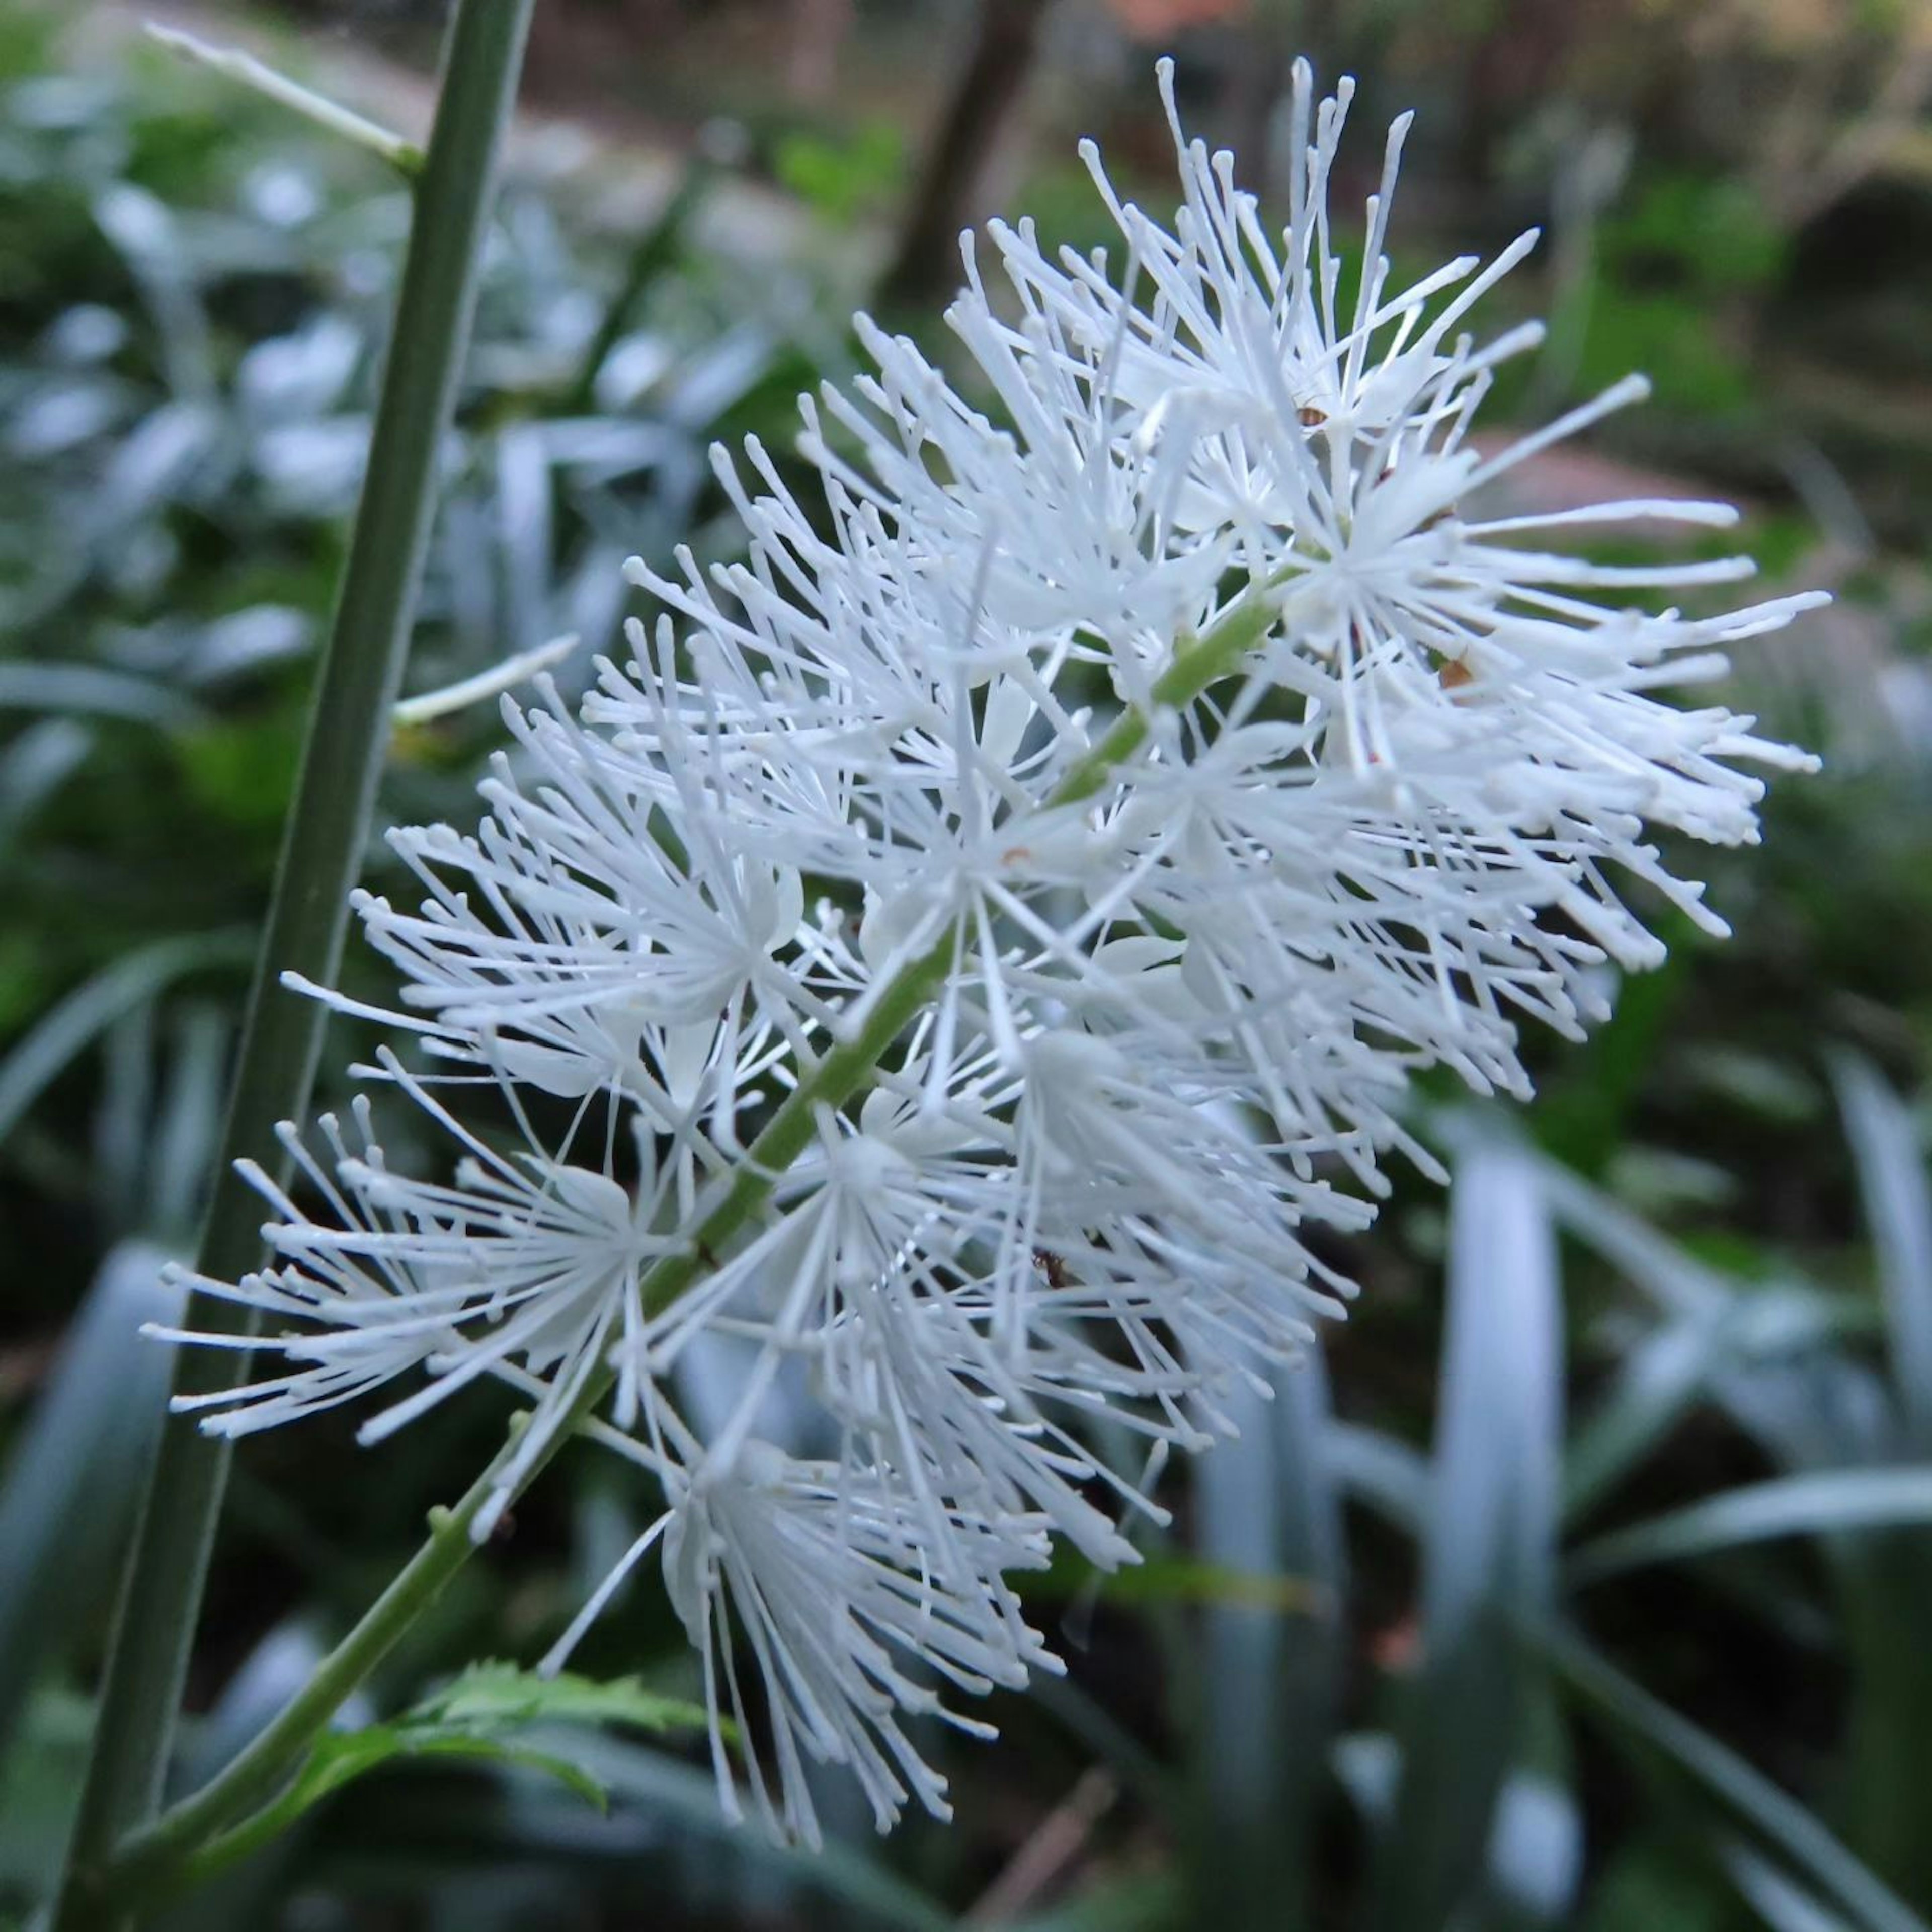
xmin=163 ymin=61 xmax=1819 ymax=1840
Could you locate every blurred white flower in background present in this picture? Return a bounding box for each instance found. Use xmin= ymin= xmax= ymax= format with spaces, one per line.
xmin=162 ymin=58 xmax=1821 ymax=1839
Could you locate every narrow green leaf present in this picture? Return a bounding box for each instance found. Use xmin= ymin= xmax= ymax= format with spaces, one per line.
xmin=1564 ymin=1290 xmax=1854 ymax=1523
xmin=1005 ymin=1870 xmax=1183 ymax=1932
xmin=1336 ymin=1735 xmax=1582 ymax=1928
xmin=1188 ymin=1351 xmax=1345 ymax=1925
xmin=0 ymin=662 xmax=200 ymax=728
xmin=0 ymin=1243 xmax=183 ymax=1756
xmin=1564 ymin=1311 xmax=1732 ymax=1522
xmin=492 ymin=1729 xmax=957 ymax=1931
xmin=1373 ymin=1137 xmax=1563 ymax=1932
xmin=1324 ymin=1420 xmax=1430 ymax=1534
xmin=0 ymin=931 xmax=252 ymax=1151
xmin=1569 ymin=1466 xmax=1932 ymax=1587
xmin=1548 ymin=1629 xmax=1929 ymax=1932
xmin=1025 ymin=1548 xmax=1326 ymax=1614
xmin=1535 ymin=1157 xmax=1728 ymax=1320
xmin=144 ymin=24 xmax=423 ymax=174
xmin=1722 ymin=1842 xmax=1858 ymax=1932
xmin=1542 ymin=1159 xmax=1887 ymax=1471
xmin=1833 ymin=1055 xmax=1932 ymax=1454
xmin=0 ymin=717 xmax=91 ymax=855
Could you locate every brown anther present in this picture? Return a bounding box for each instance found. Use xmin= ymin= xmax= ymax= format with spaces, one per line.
xmin=491 ymin=1509 xmax=517 ymax=1543
xmin=1001 ymin=846 xmax=1031 ymax=867
xmin=1297 ymin=404 xmax=1328 ymax=428
xmin=1032 ymin=1248 xmax=1069 ymax=1290
xmin=698 ymin=1240 xmax=720 ymax=1271
xmin=1438 ymin=658 xmax=1475 ymax=691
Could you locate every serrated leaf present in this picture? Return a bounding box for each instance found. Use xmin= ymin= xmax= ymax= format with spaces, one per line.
xmin=295 ymin=1722 xmax=610 ymax=1815
xmin=176 ymin=1663 xmax=716 ymax=1891
xmin=411 ymin=1660 xmax=713 ymax=1739
xmin=180 ymin=1721 xmax=611 ymax=1885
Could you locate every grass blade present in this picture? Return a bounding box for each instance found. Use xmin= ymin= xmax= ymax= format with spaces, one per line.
xmin=0 ymin=1243 xmax=184 ymax=1755
xmin=1563 ymin=1310 xmax=1733 ymax=1523
xmin=1568 ymin=1467 xmax=1932 ymax=1586
xmin=0 ymin=932 xmax=251 ymax=1151
xmin=1548 ymin=1629 xmax=1928 ymax=1932
xmin=1324 ymin=1421 xmax=1429 ymax=1535
xmin=494 ymin=1730 xmax=954 ymax=1931
xmin=1723 ymin=1841 xmax=1861 ymax=1932
xmin=1188 ymin=1347 xmax=1345 ymax=1926
xmin=1832 ymin=1055 xmax=1932 ymax=1453
xmin=1372 ymin=1136 xmax=1563 ymax=1932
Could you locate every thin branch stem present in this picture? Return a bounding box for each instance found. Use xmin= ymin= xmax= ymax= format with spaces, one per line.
xmin=52 ymin=5 xmax=533 ymax=1926
xmin=145 ymin=23 xmax=423 ymax=176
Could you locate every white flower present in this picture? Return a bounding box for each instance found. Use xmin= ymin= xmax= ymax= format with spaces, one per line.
xmin=660 ymin=1437 xmax=1052 ymax=1844
xmin=158 ymin=1059 xmax=693 ymax=1534
xmin=166 ymin=56 xmax=1821 ymax=1838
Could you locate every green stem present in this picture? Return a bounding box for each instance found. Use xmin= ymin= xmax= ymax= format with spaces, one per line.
xmin=52 ymin=7 xmax=533 ymax=1927
xmin=98 ymin=925 xmax=960 ymax=1906
xmin=1050 ymin=598 xmax=1276 ymax=806
xmin=91 ymin=581 xmax=1279 ymax=1912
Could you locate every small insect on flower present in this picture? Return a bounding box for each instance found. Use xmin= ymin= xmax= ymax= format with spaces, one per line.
xmin=160 ymin=55 xmax=1821 ymax=1841
xmin=1033 ymin=1247 xmax=1071 ymax=1292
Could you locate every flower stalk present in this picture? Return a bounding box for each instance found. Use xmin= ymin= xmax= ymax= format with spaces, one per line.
xmin=84 ymin=584 xmax=1274 ymax=1904
xmin=52 ymin=5 xmax=534 ymax=1925
xmin=85 ymin=47 xmax=1825 ymax=1894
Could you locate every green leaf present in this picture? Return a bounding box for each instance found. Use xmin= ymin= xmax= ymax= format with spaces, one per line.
xmin=0 ymin=930 xmax=252 ymax=1151
xmin=0 ymin=1243 xmax=183 ymax=1757
xmin=1023 ymin=1547 xmax=1327 ymax=1615
xmin=1721 ymin=1842 xmax=1860 ymax=1932
xmin=1833 ymin=1054 xmax=1932 ymax=1454
xmin=411 ymin=1660 xmax=715 ymax=1739
xmin=1187 ymin=1351 xmax=1346 ymax=1925
xmin=1325 ymin=1420 xmax=1430 ymax=1534
xmin=1563 ymin=1312 xmax=1732 ymax=1523
xmin=1568 ymin=1466 xmax=1932 ymax=1587
xmin=1563 ymin=1290 xmax=1852 ymax=1523
xmin=178 ymin=1722 xmax=609 ymax=1887
xmin=461 ymin=1727 xmax=958 ymax=1930
xmin=293 ymin=1723 xmax=608 ymax=1815
xmin=1373 ymin=1136 xmax=1563 ymax=1932
xmin=1006 ymin=1870 xmax=1184 ymax=1932
xmin=1548 ymin=1628 xmax=1929 ymax=1932
xmin=174 ymin=1663 xmax=714 ymax=1893
xmin=1338 ymin=1736 xmax=1582 ymax=1928
xmin=1541 ymin=1159 xmax=1885 ymax=1471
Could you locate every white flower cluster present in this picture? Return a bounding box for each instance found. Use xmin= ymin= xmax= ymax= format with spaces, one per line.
xmin=163 ymin=61 xmax=1819 ymax=1840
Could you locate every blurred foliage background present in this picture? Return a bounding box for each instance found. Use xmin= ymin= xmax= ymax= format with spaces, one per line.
xmin=4 ymin=1 xmax=1932 ymax=1927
